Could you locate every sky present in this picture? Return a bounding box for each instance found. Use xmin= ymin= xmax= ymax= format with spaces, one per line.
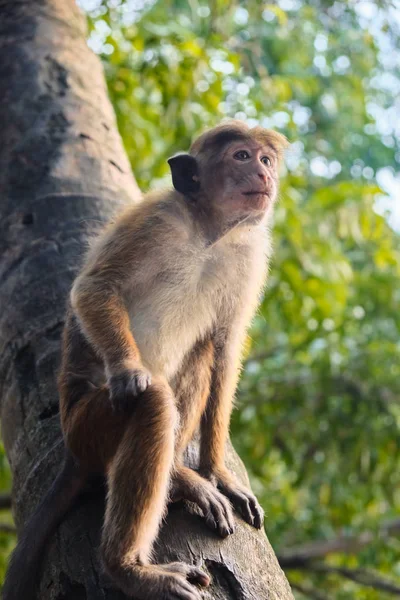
xmin=354 ymin=0 xmax=400 ymax=231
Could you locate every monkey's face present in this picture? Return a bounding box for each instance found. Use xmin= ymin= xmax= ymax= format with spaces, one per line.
xmin=168 ymin=123 xmax=286 ymax=229
xmin=208 ymin=139 xmax=279 ymax=224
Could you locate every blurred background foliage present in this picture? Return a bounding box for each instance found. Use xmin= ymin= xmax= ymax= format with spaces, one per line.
xmin=1 ymin=0 xmax=399 ymax=598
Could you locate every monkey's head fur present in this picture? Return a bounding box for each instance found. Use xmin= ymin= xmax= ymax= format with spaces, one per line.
xmin=168 ymin=120 xmax=288 ymax=228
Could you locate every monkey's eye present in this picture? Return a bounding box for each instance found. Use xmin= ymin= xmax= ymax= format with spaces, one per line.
xmin=233 ymin=150 xmax=250 ymax=161
xmin=261 ymin=156 xmax=271 ymax=166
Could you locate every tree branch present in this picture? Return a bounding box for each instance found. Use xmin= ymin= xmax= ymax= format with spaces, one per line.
xmin=0 ymin=494 xmax=12 ymax=510
xmin=278 ymin=518 xmax=400 ymax=567
xmin=310 ymin=565 xmax=400 ymax=595
xmin=0 ymin=523 xmax=16 ymax=534
xmin=289 ymin=581 xmax=332 ymax=600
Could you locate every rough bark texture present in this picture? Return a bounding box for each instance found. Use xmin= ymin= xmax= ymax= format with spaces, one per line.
xmin=0 ymin=1 xmax=294 ymax=598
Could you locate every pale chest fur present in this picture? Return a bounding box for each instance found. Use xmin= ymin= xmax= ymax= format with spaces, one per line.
xmin=126 ymin=225 xmax=271 ymax=380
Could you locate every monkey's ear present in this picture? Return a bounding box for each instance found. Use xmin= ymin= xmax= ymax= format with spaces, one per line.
xmin=168 ymin=153 xmax=200 ymax=195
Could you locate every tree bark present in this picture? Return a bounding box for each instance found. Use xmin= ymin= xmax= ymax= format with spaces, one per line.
xmin=0 ymin=1 xmax=294 ymax=598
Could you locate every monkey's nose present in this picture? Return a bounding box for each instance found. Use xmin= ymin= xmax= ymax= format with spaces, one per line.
xmin=257 ymin=171 xmax=268 ymax=182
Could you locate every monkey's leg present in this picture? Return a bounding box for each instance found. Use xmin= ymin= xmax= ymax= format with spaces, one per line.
xmin=64 ymin=378 xmax=210 ymax=598
xmin=169 ymin=339 xmax=235 ymax=538
xmin=61 ymin=379 xmax=128 ymax=472
xmin=101 ymin=378 xmax=210 ymax=600
xmin=172 ymin=338 xmax=214 ymax=456
xmin=200 ymin=402 xmax=265 ymax=529
xmin=199 ymin=344 xmax=265 ymax=530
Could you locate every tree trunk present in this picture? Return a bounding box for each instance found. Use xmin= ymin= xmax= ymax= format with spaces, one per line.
xmin=0 ymin=1 xmax=294 ymax=598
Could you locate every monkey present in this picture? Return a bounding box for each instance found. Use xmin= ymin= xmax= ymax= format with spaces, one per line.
xmin=3 ymin=120 xmax=288 ymax=600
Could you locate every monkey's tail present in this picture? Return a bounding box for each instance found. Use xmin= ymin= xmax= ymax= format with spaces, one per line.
xmin=2 ymin=451 xmax=87 ymax=600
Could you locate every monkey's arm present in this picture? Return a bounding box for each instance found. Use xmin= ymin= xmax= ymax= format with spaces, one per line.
xmin=71 ymin=274 xmax=140 ymax=375
xmin=70 ymin=212 xmax=152 ymax=406
xmin=200 ymin=326 xmax=264 ymax=529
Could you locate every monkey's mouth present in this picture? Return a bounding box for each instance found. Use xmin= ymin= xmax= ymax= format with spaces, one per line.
xmin=242 ymin=191 xmax=269 ymax=197
xmin=241 ymin=190 xmax=270 ymax=212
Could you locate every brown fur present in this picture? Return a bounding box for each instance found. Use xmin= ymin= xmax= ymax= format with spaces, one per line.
xmin=4 ymin=121 xmax=287 ymax=600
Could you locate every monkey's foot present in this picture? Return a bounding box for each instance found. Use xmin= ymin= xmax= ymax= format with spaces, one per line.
xmin=142 ymin=563 xmax=209 ymax=600
xmin=204 ymin=468 xmax=265 ymax=530
xmin=105 ymin=562 xmax=209 ymax=600
xmin=158 ymin=562 xmax=210 ymax=587
xmin=171 ymin=468 xmax=236 ymax=537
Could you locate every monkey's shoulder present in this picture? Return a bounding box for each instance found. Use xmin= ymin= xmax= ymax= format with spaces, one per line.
xmin=124 ymin=192 xmax=195 ymax=251
xmin=81 ymin=191 xmax=192 ymax=271
xmin=131 ymin=190 xmax=193 ymax=235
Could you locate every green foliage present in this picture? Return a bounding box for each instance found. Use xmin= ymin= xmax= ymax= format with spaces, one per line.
xmin=0 ymin=444 xmax=15 ymax=583
xmin=83 ymin=1 xmax=398 ymax=597
xmin=3 ymin=1 xmax=400 ymax=598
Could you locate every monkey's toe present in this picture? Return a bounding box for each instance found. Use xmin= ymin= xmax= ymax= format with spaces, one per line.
xmin=251 ymin=499 xmax=264 ymax=529
xmin=208 ymin=491 xmax=236 ymax=538
xmin=184 ymin=565 xmax=211 ymax=587
xmin=240 ymin=492 xmax=264 ymax=529
xmin=170 ymin=581 xmax=203 ymax=600
xmin=158 ymin=571 xmax=204 ymax=600
xmin=204 ymin=500 xmax=235 ymax=538
xmin=159 ymin=562 xmax=210 ymax=587
xmin=223 ymin=486 xmax=264 ymax=530
xmin=211 ymin=470 xmax=265 ymax=530
xmin=190 ymin=481 xmax=235 ymax=538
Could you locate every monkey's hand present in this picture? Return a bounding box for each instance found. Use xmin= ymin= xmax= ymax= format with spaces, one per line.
xmin=108 ymin=367 xmax=152 ymax=412
xmin=201 ymin=467 xmax=264 ymax=530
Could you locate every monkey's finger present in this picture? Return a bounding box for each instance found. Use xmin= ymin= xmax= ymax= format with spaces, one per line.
xmin=127 ymin=371 xmax=151 ymax=396
xmin=134 ymin=372 xmax=152 ymax=394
